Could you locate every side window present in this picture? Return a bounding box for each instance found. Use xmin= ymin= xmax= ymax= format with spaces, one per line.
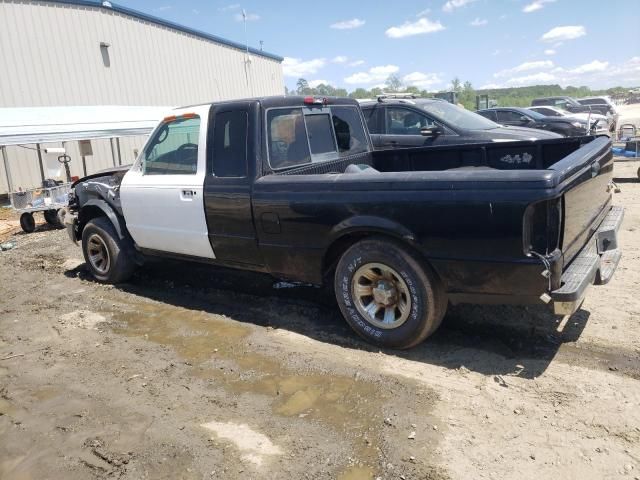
xmin=362 ymin=107 xmax=381 ymax=133
xmin=496 ymin=110 xmax=525 ymax=123
xmin=554 ymin=99 xmax=569 ymax=109
xmin=212 ymin=110 xmax=247 ymax=177
xmin=331 ymin=106 xmax=368 ymax=156
xmin=144 ymin=116 xmax=200 ymax=175
xmin=268 ymin=108 xmax=311 ymax=169
xmin=477 ymin=110 xmax=497 ymax=121
xmin=386 ymin=107 xmax=436 ymax=135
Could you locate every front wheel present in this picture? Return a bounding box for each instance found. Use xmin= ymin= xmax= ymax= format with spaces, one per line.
xmin=81 ymin=217 xmax=136 ymax=283
xmin=334 ymin=237 xmax=446 ymax=349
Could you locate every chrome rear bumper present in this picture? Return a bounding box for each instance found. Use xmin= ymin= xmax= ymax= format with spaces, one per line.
xmin=551 ymin=205 xmax=624 ymax=315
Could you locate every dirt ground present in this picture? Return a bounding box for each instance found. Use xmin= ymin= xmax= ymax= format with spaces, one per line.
xmin=1 ymin=160 xmax=639 ymax=480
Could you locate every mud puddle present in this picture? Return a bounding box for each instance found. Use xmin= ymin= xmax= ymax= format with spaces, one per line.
xmin=111 ymin=302 xmax=404 ymax=479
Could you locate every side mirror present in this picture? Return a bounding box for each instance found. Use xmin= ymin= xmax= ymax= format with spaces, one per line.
xmin=520 ymin=116 xmax=532 ymax=124
xmin=420 ymin=126 xmax=443 ymax=137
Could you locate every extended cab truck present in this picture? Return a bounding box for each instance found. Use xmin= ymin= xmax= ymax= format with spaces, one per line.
xmin=66 ymin=96 xmax=624 ymax=349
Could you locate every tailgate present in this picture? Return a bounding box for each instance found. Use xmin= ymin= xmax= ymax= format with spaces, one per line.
xmin=554 ymin=136 xmax=613 ymax=264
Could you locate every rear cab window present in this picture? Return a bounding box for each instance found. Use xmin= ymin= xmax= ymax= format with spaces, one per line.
xmin=267 ymin=104 xmax=369 ymax=170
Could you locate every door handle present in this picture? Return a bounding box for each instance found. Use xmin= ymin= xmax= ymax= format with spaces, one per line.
xmin=181 ymin=190 xmax=197 ymax=196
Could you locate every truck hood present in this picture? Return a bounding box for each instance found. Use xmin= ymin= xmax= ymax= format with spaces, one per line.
xmin=71 ymin=164 xmax=132 ymax=187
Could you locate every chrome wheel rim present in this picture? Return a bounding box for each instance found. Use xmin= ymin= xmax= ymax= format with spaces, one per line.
xmin=352 ymin=262 xmax=411 ymax=329
xmin=87 ymin=234 xmax=110 ymax=275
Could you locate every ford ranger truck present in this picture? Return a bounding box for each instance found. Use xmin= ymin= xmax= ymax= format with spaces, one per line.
xmin=65 ymin=96 xmax=623 ymax=349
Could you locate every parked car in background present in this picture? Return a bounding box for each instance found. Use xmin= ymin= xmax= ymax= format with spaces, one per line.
xmin=477 ymin=107 xmax=591 ymax=137
xmin=576 ymin=96 xmax=619 ymax=130
xmin=527 ymin=106 xmax=610 ymax=135
xmin=531 ymin=96 xmax=610 ymax=117
xmin=360 ymin=96 xmax=559 ymax=149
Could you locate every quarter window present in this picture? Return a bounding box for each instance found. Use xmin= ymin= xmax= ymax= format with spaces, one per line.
xmin=144 ymin=116 xmax=200 ymax=175
xmin=212 ymin=110 xmax=247 ymax=177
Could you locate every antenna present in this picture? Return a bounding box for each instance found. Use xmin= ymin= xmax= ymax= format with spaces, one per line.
xmin=242 ymin=9 xmax=250 ymax=59
xmin=241 ymin=8 xmax=253 ymax=96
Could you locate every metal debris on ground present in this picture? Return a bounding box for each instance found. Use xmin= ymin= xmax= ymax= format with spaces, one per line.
xmin=0 ymin=240 xmax=16 ymax=251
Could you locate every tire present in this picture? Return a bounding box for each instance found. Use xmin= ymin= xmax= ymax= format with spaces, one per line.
xmin=44 ymin=209 xmax=59 ymax=226
xmin=56 ymin=208 xmax=66 ymax=228
xmin=334 ymin=237 xmax=446 ymax=349
xmin=20 ymin=212 xmax=36 ymax=233
xmin=81 ymin=217 xmax=136 ymax=284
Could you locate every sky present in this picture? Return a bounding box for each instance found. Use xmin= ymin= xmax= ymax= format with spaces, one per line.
xmin=120 ymin=0 xmax=639 ymax=92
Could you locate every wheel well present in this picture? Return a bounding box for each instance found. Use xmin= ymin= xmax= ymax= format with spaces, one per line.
xmin=322 ymin=231 xmax=431 ymax=281
xmin=77 ymin=205 xmax=107 ymax=237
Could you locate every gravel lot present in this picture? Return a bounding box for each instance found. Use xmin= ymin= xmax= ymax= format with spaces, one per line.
xmin=0 ymin=161 xmax=639 ymax=480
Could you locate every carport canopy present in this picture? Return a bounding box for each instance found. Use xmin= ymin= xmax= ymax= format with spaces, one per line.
xmin=0 ymin=105 xmax=171 ymax=146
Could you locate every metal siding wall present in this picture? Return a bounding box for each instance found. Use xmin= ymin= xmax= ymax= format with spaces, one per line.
xmin=0 ymin=0 xmax=284 ymax=194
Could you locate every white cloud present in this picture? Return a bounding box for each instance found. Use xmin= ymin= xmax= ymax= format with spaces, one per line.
xmin=308 ymin=79 xmax=330 ymax=88
xmin=282 ymin=57 xmax=326 ymax=78
xmin=155 ymin=5 xmax=171 ymax=11
xmin=402 ymin=72 xmax=443 ymax=89
xmin=494 ymin=60 xmax=554 ymax=78
xmin=332 ymin=56 xmax=348 ymax=64
xmin=541 ymin=25 xmax=586 ymax=42
xmin=523 ymin=0 xmax=556 ymax=13
xmin=544 ymin=49 xmax=556 ymax=55
xmin=330 ymin=18 xmax=365 ymax=30
xmin=442 ymin=0 xmax=478 ymax=12
xmin=385 ymin=17 xmax=445 ymax=38
xmin=470 ymin=17 xmax=488 ymax=26
xmin=482 ymin=57 xmax=640 ymax=89
xmin=349 ymin=60 xmax=365 ymax=67
xmin=569 ymin=60 xmax=609 ymax=74
xmin=219 ymin=3 xmax=240 ymax=11
xmin=416 ymin=8 xmax=431 ymax=16
xmin=504 ymin=72 xmax=557 ymax=86
xmin=344 ymin=65 xmax=399 ymax=85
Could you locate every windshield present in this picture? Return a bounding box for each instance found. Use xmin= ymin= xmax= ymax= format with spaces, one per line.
xmin=420 ymin=101 xmax=499 ymax=130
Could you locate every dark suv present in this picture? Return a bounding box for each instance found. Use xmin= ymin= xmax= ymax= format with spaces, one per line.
xmin=531 ymin=96 xmax=609 ymax=117
xmin=360 ymin=96 xmax=560 ymax=149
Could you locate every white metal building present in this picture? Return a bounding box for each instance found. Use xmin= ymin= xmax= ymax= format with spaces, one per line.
xmin=0 ymin=0 xmax=284 ymax=194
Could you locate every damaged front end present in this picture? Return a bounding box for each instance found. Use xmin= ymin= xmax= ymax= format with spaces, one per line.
xmin=66 ymin=168 xmax=129 ymax=244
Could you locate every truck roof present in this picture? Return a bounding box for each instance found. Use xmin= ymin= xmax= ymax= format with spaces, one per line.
xmin=179 ymin=95 xmax=360 ymax=110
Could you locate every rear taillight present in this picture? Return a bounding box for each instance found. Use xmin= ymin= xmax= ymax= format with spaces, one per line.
xmin=523 ymin=197 xmax=563 ymax=256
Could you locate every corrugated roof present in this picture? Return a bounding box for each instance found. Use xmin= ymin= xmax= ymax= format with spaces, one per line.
xmin=39 ymin=0 xmax=284 ymax=62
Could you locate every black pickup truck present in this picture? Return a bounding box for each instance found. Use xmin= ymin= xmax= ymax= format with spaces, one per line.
xmin=66 ymin=96 xmax=623 ymax=349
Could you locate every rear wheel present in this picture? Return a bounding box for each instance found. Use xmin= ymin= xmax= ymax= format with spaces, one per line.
xmin=334 ymin=237 xmax=446 ymax=349
xmin=81 ymin=217 xmax=136 ymax=283
xmin=20 ymin=212 xmax=36 ymax=233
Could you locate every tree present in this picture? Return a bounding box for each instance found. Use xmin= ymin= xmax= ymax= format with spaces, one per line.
xmin=349 ymin=88 xmax=371 ymax=99
xmin=296 ymin=78 xmax=310 ymax=95
xmin=450 ymin=77 xmax=462 ymax=93
xmin=385 ymin=74 xmax=403 ymax=92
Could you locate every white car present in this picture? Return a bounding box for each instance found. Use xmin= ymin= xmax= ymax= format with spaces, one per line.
xmin=527 ymin=106 xmax=610 ymax=135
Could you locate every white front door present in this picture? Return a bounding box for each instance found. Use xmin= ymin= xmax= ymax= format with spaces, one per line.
xmin=120 ymin=108 xmax=215 ymax=259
